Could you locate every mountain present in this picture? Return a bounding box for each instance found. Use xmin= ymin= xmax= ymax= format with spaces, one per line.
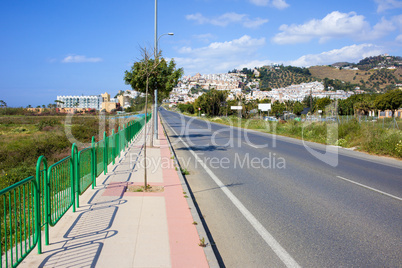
xmin=355 ymin=55 xmax=402 ymax=71
xmin=252 ymin=65 xmax=314 ymax=91
xmin=331 ymin=62 xmax=354 ymax=68
xmin=235 ymin=55 xmax=401 ymax=93
xmin=309 ymin=58 xmax=402 ymax=92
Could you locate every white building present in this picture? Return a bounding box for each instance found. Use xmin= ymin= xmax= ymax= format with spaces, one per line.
xmin=56 ymin=95 xmax=103 ymax=110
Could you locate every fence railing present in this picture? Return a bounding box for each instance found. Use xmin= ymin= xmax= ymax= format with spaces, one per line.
xmin=0 ymin=113 xmax=151 ymax=268
xmin=0 ymin=176 xmax=40 ymax=268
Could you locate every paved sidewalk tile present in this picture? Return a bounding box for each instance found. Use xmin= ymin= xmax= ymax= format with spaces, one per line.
xmin=19 ymin=119 xmax=209 ymax=268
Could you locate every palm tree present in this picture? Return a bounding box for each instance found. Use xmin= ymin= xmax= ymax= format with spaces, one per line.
xmin=55 ymin=100 xmax=64 ymax=108
xmin=0 ymin=100 xmax=7 ymax=108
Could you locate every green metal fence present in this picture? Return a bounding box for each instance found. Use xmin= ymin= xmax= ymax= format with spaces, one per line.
xmin=78 ymin=148 xmax=92 ymax=195
xmin=0 ymin=113 xmax=150 ymax=268
xmin=95 ymin=140 xmax=105 ymax=177
xmin=47 ymin=156 xmax=74 ymax=227
xmin=0 ymin=176 xmax=40 ymax=268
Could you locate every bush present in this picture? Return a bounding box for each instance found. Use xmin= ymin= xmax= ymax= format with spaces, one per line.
xmin=38 ymin=118 xmax=60 ymax=130
xmin=0 ymin=165 xmax=36 ymax=189
xmin=177 ymin=104 xmax=195 ymax=114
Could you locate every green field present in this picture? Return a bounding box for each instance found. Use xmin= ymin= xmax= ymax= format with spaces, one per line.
xmin=0 ymin=115 xmax=128 ymax=189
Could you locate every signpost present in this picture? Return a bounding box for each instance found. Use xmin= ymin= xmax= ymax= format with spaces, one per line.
xmin=231 ymin=103 xmax=243 ymax=120
xmin=258 ymin=103 xmax=271 ymax=111
xmin=231 ymin=103 xmax=243 ymax=145
xmin=258 ymin=103 xmax=272 ymax=119
xmin=230 ymin=106 xmax=242 ymax=110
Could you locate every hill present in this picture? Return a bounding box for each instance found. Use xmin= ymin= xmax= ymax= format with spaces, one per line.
xmin=355 ymin=55 xmax=402 ymax=71
xmin=309 ymin=65 xmax=402 ymax=92
xmin=256 ymin=65 xmax=314 ymax=90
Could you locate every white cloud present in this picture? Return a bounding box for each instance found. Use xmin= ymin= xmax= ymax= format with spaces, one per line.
xmin=288 ymin=44 xmax=385 ymax=67
xmin=62 ymin=55 xmax=103 ymax=63
xmin=176 ymin=35 xmax=266 ymax=74
xmin=375 ymin=0 xmax=402 ymax=13
xmin=236 ymin=59 xmax=274 ymax=70
xmin=186 ymin=12 xmax=268 ymax=28
xmin=396 ymin=34 xmax=402 ymax=42
xmin=272 ymin=0 xmax=290 ymax=9
xmin=370 ymin=17 xmax=396 ymax=39
xmin=193 ymin=33 xmax=216 ymax=43
xmin=249 ymin=0 xmax=289 ymax=9
xmin=272 ymin=11 xmax=396 ymax=44
xmin=392 ymin=14 xmax=402 ymax=30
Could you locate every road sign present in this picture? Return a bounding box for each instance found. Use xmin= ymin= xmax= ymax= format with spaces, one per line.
xmin=258 ymin=103 xmax=271 ymax=111
xmin=231 ymin=106 xmax=242 ymax=110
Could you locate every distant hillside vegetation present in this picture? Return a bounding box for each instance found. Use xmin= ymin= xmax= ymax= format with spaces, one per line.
xmin=355 ymin=55 xmax=402 ymax=71
xmin=309 ymin=65 xmax=402 ymax=92
xmin=257 ymin=65 xmax=314 ymax=90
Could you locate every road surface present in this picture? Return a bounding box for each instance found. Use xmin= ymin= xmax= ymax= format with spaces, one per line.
xmin=160 ymin=108 xmax=402 ymax=268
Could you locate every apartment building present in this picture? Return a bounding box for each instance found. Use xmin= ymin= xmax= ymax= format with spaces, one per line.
xmin=56 ymin=95 xmax=103 ymax=110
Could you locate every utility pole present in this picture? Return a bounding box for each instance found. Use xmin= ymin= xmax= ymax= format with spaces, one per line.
xmin=154 ymin=0 xmax=158 ymax=142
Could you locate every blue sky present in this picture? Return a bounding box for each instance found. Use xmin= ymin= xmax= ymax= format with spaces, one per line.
xmin=1 ymin=0 xmax=401 ymax=107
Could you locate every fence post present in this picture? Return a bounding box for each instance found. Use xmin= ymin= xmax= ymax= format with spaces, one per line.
xmin=128 ymin=122 xmax=131 ymax=143
xmin=33 ymin=177 xmax=41 ymax=255
xmin=117 ymin=126 xmax=121 ymax=158
xmin=103 ymin=131 xmax=107 ymax=175
xmin=71 ymin=143 xmax=79 ymax=209
xmin=91 ymin=136 xmax=96 ymax=189
xmin=125 ymin=123 xmax=128 ymax=148
xmin=111 ymin=129 xmax=115 ymax=165
xmin=35 ymin=156 xmax=47 ymax=253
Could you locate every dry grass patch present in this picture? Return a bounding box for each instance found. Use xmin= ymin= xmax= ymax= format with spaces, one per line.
xmin=126 ymin=185 xmax=164 ymax=193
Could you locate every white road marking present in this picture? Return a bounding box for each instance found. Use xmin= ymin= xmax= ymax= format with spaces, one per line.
xmin=243 ymin=141 xmax=260 ymax=148
xmin=167 ymin=120 xmax=301 ymax=268
xmin=336 ymin=176 xmax=402 ymax=201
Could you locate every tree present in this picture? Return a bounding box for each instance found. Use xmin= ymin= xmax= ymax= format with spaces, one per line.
xmin=293 ymin=101 xmax=304 ymax=115
xmin=315 ymin=97 xmax=333 ymax=114
xmin=271 ymin=101 xmax=286 ymax=117
xmin=55 ymin=100 xmax=64 ymax=108
xmin=374 ymin=89 xmax=402 ymax=111
xmin=124 ymin=46 xmax=176 ymax=190
xmin=354 ymin=100 xmax=374 ymax=115
xmin=193 ymin=90 xmax=228 ymax=117
xmin=0 ymin=100 xmax=7 ymax=108
xmin=124 ymin=53 xmax=183 ymax=103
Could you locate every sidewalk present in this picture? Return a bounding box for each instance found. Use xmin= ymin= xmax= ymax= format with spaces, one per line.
xmin=20 ymin=116 xmax=214 ymax=268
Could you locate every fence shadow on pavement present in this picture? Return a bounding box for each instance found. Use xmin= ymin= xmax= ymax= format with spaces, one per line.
xmin=37 ymin=188 xmax=124 ymax=267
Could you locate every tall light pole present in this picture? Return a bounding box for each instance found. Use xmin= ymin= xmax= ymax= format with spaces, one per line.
xmin=154 ymin=0 xmax=174 ymax=141
xmin=154 ymin=0 xmax=157 ymax=56
xmin=153 ymin=33 xmax=173 ymax=142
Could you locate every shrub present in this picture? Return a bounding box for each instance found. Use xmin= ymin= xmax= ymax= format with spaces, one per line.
xmin=177 ymin=104 xmax=195 ymax=114
xmin=38 ymin=118 xmax=60 ymax=130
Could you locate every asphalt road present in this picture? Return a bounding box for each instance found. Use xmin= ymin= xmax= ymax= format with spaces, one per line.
xmin=159 ymin=108 xmax=402 ymax=268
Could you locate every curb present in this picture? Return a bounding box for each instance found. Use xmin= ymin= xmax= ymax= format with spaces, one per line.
xmin=160 ymin=115 xmax=220 ymax=268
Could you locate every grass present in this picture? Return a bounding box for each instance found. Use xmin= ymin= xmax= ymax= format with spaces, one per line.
xmin=197 ymin=115 xmax=402 ymax=159
xmin=198 ymin=237 xmax=207 ymax=247
xmin=181 ymin=168 xmax=190 ymax=175
xmin=0 ymin=114 xmax=131 ymax=189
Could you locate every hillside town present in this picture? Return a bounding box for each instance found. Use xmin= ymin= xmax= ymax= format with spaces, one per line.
xmin=169 ymin=71 xmax=360 ymax=104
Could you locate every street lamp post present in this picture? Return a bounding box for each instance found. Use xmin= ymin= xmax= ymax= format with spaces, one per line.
xmin=153 ymin=32 xmax=174 ymax=142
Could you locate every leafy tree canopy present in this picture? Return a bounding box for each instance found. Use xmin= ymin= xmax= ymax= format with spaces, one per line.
xmin=124 ymin=57 xmax=183 ymax=103
xmin=193 ymin=90 xmax=228 ymax=117
xmin=374 ymin=89 xmax=402 ymax=111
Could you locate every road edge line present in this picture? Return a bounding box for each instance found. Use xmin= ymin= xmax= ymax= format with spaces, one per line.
xmin=336 ymin=176 xmax=402 ymax=201
xmin=162 ymin=111 xmax=301 ymax=268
